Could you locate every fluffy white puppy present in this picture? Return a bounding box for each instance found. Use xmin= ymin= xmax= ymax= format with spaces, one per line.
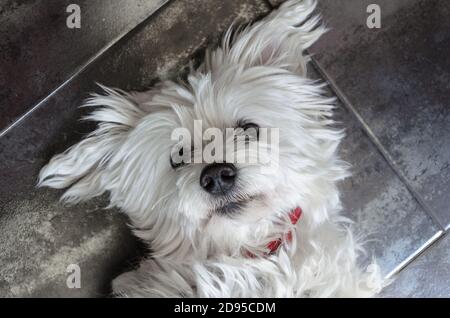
xmin=39 ymin=0 xmax=383 ymax=297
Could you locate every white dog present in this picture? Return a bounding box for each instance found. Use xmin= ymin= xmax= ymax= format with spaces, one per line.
xmin=39 ymin=0 xmax=383 ymax=297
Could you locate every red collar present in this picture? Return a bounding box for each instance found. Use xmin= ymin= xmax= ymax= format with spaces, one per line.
xmin=246 ymin=207 xmax=302 ymax=257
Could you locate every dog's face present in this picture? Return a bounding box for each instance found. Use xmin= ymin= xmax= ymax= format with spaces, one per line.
xmin=39 ymin=10 xmax=347 ymax=258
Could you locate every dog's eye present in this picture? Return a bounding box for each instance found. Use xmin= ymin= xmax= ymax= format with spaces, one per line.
xmin=170 ymin=147 xmax=187 ymax=169
xmin=240 ymin=122 xmax=260 ymax=140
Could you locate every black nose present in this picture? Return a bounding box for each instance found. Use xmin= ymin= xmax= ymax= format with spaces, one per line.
xmin=200 ymin=163 xmax=237 ymax=195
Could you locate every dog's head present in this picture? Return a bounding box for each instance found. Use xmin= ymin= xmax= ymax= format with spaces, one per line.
xmin=39 ymin=0 xmax=347 ymax=259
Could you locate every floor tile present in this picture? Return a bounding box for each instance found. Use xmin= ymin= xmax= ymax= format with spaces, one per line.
xmin=380 ymin=234 xmax=450 ymax=298
xmin=0 ymin=0 xmax=167 ymax=135
xmin=0 ymin=0 xmax=270 ymax=297
xmin=309 ymin=66 xmax=442 ymax=277
xmin=311 ymin=0 xmax=450 ymax=228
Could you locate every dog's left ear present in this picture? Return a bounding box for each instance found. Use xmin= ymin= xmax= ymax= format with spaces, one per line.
xmin=38 ymin=85 xmax=146 ymax=203
xmin=214 ymin=0 xmax=325 ymax=75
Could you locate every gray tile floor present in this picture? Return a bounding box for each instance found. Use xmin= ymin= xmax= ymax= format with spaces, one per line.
xmin=312 ymin=0 xmax=450 ymax=229
xmin=0 ymin=0 xmax=448 ymax=297
xmin=310 ymin=0 xmax=449 ymax=296
xmin=0 ymin=0 xmax=168 ymax=134
xmin=313 ymin=67 xmax=441 ymax=278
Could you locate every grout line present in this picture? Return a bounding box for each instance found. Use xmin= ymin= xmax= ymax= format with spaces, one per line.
xmin=0 ymin=0 xmax=171 ymax=139
xmin=310 ymin=57 xmax=447 ymax=232
xmin=385 ymin=230 xmax=444 ymax=279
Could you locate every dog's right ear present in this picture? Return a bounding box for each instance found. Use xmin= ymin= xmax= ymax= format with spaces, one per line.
xmin=208 ymin=0 xmax=324 ymax=76
xmin=38 ymin=85 xmax=146 ymax=204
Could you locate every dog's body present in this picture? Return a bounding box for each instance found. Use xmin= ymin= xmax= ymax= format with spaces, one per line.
xmin=39 ymin=0 xmax=383 ymax=297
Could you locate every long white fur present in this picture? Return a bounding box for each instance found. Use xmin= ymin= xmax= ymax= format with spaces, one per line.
xmin=38 ymin=0 xmax=384 ymax=297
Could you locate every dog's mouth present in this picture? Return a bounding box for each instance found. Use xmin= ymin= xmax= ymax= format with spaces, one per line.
xmin=216 ymin=200 xmax=247 ymax=215
xmin=214 ymin=194 xmax=261 ymax=216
